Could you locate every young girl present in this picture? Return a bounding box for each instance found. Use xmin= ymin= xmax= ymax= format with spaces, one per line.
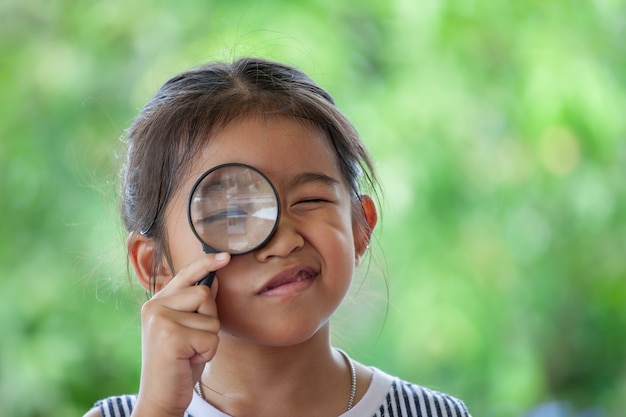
xmin=85 ymin=57 xmax=471 ymax=417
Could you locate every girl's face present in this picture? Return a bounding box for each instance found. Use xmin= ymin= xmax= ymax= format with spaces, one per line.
xmin=163 ymin=115 xmax=368 ymax=347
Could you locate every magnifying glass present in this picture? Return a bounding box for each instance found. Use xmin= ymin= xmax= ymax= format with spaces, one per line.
xmin=187 ymin=163 xmax=280 ymax=287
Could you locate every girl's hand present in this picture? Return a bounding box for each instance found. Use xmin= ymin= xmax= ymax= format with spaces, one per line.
xmin=131 ymin=253 xmax=230 ymax=417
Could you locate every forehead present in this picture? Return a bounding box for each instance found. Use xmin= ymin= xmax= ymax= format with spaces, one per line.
xmin=190 ymin=114 xmax=343 ymax=188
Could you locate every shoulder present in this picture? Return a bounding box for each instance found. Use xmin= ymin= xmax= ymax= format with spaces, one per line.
xmin=89 ymin=395 xmax=138 ymax=417
xmin=82 ymin=407 xmax=103 ymax=417
xmin=88 ymin=395 xmax=196 ymax=417
xmin=362 ymin=368 xmax=470 ymax=417
xmin=383 ymin=376 xmax=471 ymax=417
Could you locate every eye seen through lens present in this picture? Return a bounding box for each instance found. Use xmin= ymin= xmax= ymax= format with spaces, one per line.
xmin=188 ymin=163 xmax=280 ymax=255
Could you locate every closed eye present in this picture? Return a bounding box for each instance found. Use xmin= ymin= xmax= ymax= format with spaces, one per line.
xmin=298 ymin=198 xmax=329 ymax=204
xmin=291 ymin=198 xmax=334 ymax=212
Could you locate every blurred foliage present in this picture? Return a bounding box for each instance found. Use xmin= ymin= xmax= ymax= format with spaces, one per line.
xmin=1 ymin=0 xmax=625 ymax=416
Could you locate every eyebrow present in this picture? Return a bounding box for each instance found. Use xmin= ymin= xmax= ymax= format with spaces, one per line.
xmin=287 ymin=172 xmax=342 ymax=189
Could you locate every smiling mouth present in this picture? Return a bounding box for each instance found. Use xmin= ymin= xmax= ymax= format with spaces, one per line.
xmin=257 ymin=268 xmax=318 ymax=295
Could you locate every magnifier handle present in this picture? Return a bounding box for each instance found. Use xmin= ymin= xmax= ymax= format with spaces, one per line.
xmin=197 ymin=244 xmax=218 ymax=287
xmin=197 ymin=270 xmax=216 ymax=287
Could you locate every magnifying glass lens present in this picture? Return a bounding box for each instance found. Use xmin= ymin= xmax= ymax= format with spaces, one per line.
xmin=188 ymin=164 xmax=279 ymax=254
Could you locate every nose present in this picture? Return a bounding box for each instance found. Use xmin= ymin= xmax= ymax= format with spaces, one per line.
xmin=254 ymin=213 xmax=304 ymax=261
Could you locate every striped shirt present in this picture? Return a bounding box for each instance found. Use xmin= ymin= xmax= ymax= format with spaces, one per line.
xmin=95 ymin=367 xmax=470 ymax=417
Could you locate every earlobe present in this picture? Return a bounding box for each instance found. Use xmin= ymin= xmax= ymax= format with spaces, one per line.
xmin=127 ymin=232 xmax=172 ymax=293
xmin=354 ymin=194 xmax=378 ymax=260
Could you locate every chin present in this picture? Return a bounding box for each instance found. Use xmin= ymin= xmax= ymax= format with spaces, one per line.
xmin=220 ymin=318 xmax=330 ymax=347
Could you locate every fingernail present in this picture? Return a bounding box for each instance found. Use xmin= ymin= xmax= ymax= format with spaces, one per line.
xmin=215 ymin=252 xmax=228 ymax=261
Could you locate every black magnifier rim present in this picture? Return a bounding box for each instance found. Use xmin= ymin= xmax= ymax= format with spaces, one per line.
xmin=187 ymin=162 xmax=281 ymax=256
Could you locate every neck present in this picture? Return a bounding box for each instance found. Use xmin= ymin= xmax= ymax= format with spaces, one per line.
xmin=199 ymin=329 xmax=351 ymax=417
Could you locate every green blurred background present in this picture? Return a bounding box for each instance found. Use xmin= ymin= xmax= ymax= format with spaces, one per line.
xmin=1 ymin=1 xmax=625 ymax=416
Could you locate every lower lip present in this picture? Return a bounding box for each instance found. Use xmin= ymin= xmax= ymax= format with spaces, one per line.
xmin=258 ymin=276 xmax=316 ymax=297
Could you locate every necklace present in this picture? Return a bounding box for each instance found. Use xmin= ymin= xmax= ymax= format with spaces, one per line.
xmin=195 ymin=349 xmax=357 ymax=412
xmin=337 ymin=348 xmax=357 ymax=410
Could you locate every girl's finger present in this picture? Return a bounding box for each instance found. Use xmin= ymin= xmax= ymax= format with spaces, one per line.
xmin=156 ymin=252 xmax=230 ymax=296
xmin=146 ymin=285 xmax=218 ymax=317
xmin=142 ymin=301 xmax=220 ymax=335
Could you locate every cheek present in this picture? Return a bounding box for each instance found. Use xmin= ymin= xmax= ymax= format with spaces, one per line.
xmin=211 ymin=257 xmax=248 ymax=294
xmin=327 ymin=219 xmax=355 ymax=255
xmin=211 ymin=260 xmax=257 ymax=334
xmin=166 ymin=207 xmax=207 ymax=272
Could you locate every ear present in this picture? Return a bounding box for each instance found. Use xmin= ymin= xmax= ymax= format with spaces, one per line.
xmin=353 ymin=194 xmax=378 ymax=261
xmin=127 ymin=232 xmax=173 ymax=293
